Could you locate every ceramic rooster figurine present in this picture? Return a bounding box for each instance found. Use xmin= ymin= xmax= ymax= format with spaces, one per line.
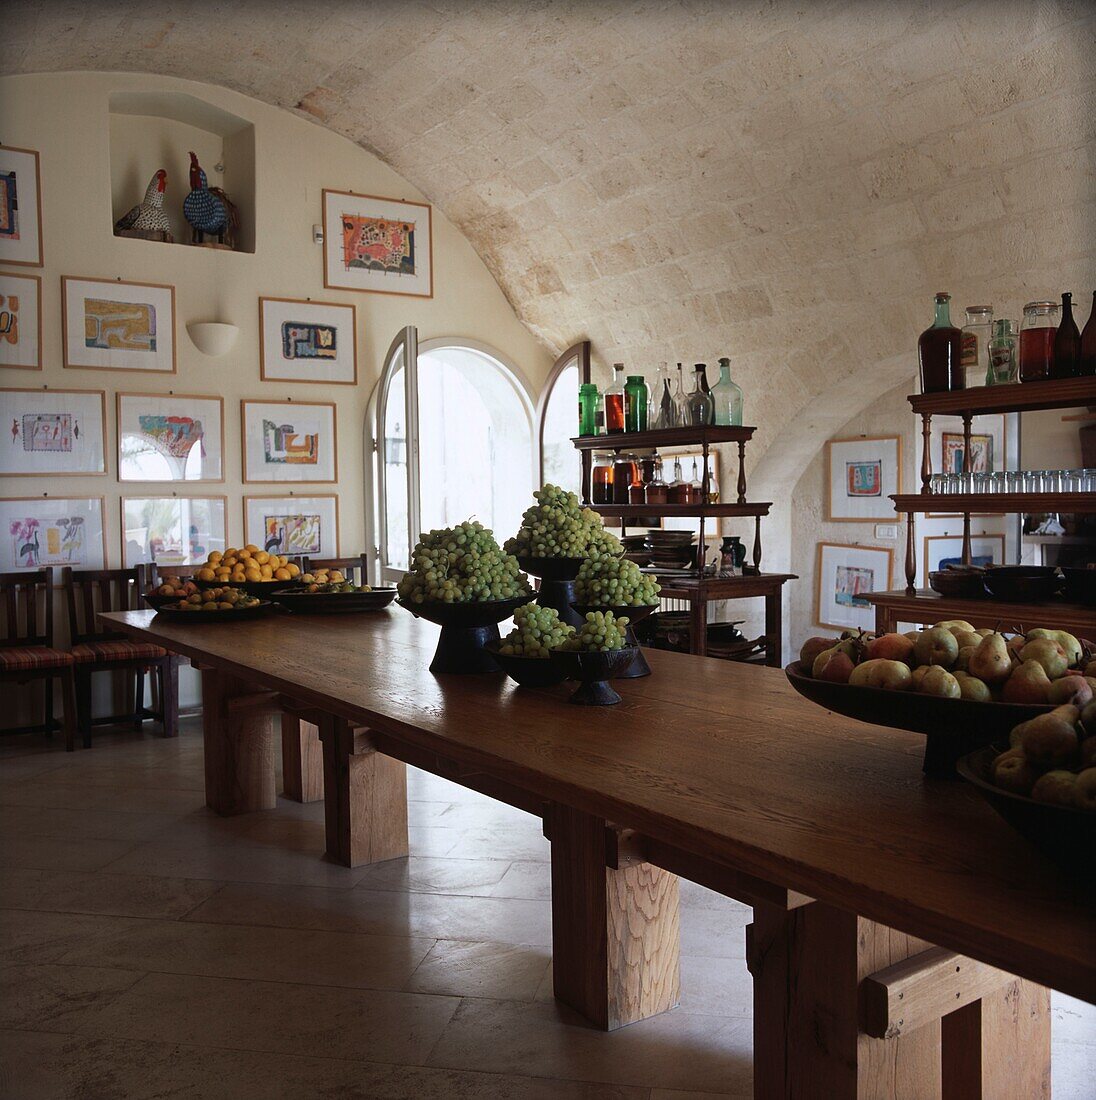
xmin=114 ymin=169 xmax=171 ymax=237
xmin=183 ymin=152 xmax=239 ymax=248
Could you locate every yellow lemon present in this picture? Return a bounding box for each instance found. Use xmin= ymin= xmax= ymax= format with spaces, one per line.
xmin=244 ymin=544 xmax=259 ymax=554
xmin=196 ymin=567 xmax=215 ymax=581
xmin=254 ymin=550 xmax=269 ymax=565
xmin=273 ymin=567 xmax=290 ymax=580
xmin=286 ymin=562 xmax=300 ymax=577
xmin=208 ymin=551 xmax=223 ymax=563
xmin=259 ymin=563 xmax=273 ymax=578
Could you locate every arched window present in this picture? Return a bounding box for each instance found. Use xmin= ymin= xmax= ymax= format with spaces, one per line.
xmin=536 ymin=341 xmax=590 ymax=497
xmin=369 ymin=329 xmax=534 ymax=585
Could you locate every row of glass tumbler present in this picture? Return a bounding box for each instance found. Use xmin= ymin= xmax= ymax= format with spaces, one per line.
xmin=929 ymin=469 xmax=1096 ymax=494
xmin=579 ymin=360 xmax=744 ymax=436
xmin=919 ymin=291 xmax=1096 ymax=393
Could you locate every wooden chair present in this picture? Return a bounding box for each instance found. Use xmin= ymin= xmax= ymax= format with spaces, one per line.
xmin=303 ymin=554 xmax=370 ymax=586
xmin=0 ymin=569 xmax=79 ymax=751
xmin=62 ymin=567 xmax=180 ymax=748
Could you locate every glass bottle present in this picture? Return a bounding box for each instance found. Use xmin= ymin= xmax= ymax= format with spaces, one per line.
xmin=698 ymin=363 xmax=711 ymax=396
xmin=604 ymin=363 xmax=626 ymax=433
xmin=668 ymin=457 xmax=689 ymax=503
xmin=1052 ymin=292 xmax=1080 ymax=378
xmin=672 ymin=363 xmax=689 ymax=427
xmin=918 ymin=292 xmax=963 ymax=393
xmin=960 ymin=305 xmax=993 ymax=387
xmin=650 ymin=362 xmax=676 ymax=430
xmin=689 ymin=459 xmax=704 ymax=502
xmin=578 ymin=383 xmax=600 ymax=436
xmin=644 ymin=456 xmax=668 ymax=505
xmin=1080 ymin=291 xmax=1096 ymax=376
xmin=986 ymin=319 xmax=1018 ymax=386
xmin=1019 ymin=301 xmax=1059 ymax=382
xmin=624 ymin=374 xmax=650 ymax=432
xmin=612 ymin=452 xmax=638 ymax=505
xmin=686 ymin=364 xmax=714 ymax=425
xmin=591 ymin=452 xmax=614 ymax=505
xmin=705 ymin=454 xmax=719 ymax=503
xmin=709 ymin=357 xmax=744 ymax=426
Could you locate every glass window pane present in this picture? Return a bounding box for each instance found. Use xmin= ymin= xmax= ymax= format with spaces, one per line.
xmin=541 ymin=361 xmax=580 ymax=493
xmin=382 ymin=356 xmax=409 ymax=572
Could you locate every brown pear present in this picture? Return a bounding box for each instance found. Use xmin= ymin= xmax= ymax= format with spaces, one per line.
xmin=1001 ymin=659 xmax=1052 ymax=704
xmin=1019 ymin=638 xmax=1069 ymax=680
xmin=968 ymin=633 xmax=1011 ymax=685
xmin=1019 ymin=711 xmax=1078 ymax=768
xmin=954 ymin=671 xmax=991 ymax=702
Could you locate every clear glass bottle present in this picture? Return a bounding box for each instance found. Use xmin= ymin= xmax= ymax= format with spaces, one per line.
xmin=1019 ymin=301 xmax=1059 ymax=382
xmin=709 ymin=357 xmax=743 ymax=426
xmin=918 ymin=292 xmax=964 ymax=393
xmin=644 ymin=456 xmax=668 ymax=505
xmin=668 ymin=457 xmax=689 ymax=503
xmin=1052 ymin=292 xmax=1080 ymax=378
xmin=689 ymin=458 xmax=704 ymax=501
xmin=960 ymin=305 xmax=993 ymax=387
xmin=986 ymin=319 xmax=1018 ymax=386
xmin=578 ymin=383 xmax=599 ymax=436
xmin=672 ymin=363 xmax=689 ymax=427
xmin=604 ymin=363 xmax=626 ymax=433
xmin=704 ymin=454 xmax=719 ymax=503
xmin=624 ymin=374 xmax=650 ymax=432
xmin=686 ymin=364 xmax=714 ymax=426
xmin=650 ymin=362 xmax=676 ymax=430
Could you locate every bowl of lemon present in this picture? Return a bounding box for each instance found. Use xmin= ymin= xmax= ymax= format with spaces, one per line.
xmin=194 ymin=546 xmax=304 ymax=595
xmin=155 ymin=586 xmax=273 ymax=622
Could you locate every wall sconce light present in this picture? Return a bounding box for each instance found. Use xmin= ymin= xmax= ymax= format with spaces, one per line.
xmin=187 ymin=322 xmax=239 ymax=357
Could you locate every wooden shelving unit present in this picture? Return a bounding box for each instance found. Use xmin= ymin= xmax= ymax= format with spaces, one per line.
xmin=891 ymin=492 xmax=1095 ymax=515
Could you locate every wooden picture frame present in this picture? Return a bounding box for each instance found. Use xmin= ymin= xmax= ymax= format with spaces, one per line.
xmin=0 ymin=271 xmax=42 ymax=369
xmin=825 ymin=435 xmax=902 ymax=522
xmin=240 ymin=399 xmax=338 ymax=484
xmin=923 ymin=534 xmax=1006 ymax=576
xmin=0 ymin=146 xmax=43 ymax=268
xmin=243 ymin=494 xmax=340 ymax=558
xmin=815 ymin=541 xmax=894 ymax=632
xmin=926 ymin=413 xmax=1007 ymax=518
xmin=120 ymin=495 xmax=228 ymax=568
xmin=117 ymin=391 xmax=225 ymax=483
xmin=1 ymin=387 xmax=108 ymax=476
xmin=259 ymin=296 xmax=357 ymax=385
xmin=0 ymin=496 xmax=107 ymax=571
xmin=322 ymin=189 xmax=434 ymax=299
xmin=62 ymin=275 xmax=177 ymax=374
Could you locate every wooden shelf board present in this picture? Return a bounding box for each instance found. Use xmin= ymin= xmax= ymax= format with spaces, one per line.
xmin=864 ymin=588 xmax=1095 ymax=630
xmin=907 ymin=377 xmax=1096 ymax=417
xmin=891 ymin=492 xmax=1096 ymax=515
xmin=591 ymin=502 xmax=772 ymax=518
xmin=572 ymin=425 xmax=757 ymax=451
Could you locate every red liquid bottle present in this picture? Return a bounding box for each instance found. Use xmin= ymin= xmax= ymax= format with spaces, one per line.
xmin=918 ymin=293 xmax=963 ymax=393
xmin=1019 ymin=301 xmax=1059 ymax=382
xmin=1080 ymin=291 xmax=1096 ymax=377
xmin=1051 ymin=292 xmax=1080 ymax=378
xmin=604 ymin=362 xmax=626 ymax=433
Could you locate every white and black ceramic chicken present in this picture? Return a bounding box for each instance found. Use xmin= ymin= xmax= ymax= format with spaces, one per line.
xmin=114 ymin=169 xmax=170 ymax=235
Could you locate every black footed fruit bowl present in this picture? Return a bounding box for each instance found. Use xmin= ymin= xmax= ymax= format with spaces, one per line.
xmin=484 ymin=642 xmax=569 ymax=688
xmin=397 ymin=596 xmax=530 ymax=674
xmin=550 ymin=646 xmax=638 ymax=705
xmin=517 ymin=557 xmax=587 ymax=627
xmin=571 ymin=603 xmax=656 ymax=678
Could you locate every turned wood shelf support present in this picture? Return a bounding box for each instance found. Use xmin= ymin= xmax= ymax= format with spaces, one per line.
xmin=736 ymin=439 xmax=747 ymax=504
xmin=920 ymin=411 xmax=933 ymax=493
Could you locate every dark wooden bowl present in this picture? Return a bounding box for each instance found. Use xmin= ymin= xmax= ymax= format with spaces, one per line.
xmin=516 ymin=556 xmax=585 ymax=582
xmin=484 ymin=642 xmax=569 ymax=688
xmin=154 ymin=601 xmax=274 ymax=623
xmin=517 ymin=557 xmax=586 ymax=626
xmin=571 ymin=603 xmax=657 ymax=678
xmin=550 ymin=645 xmax=639 ymax=705
xmin=982 ymin=566 xmax=1062 ymax=603
xmin=784 ymin=661 xmax=1053 ymax=776
xmin=270 ymin=587 xmax=397 ymax=614
xmin=196 ymin=576 xmax=305 ymax=597
xmin=143 ymin=591 xmax=190 ymax=610
xmin=397 ymin=595 xmax=531 ymax=674
xmin=928 ymin=569 xmax=987 ymax=599
xmin=1061 ymin=567 xmax=1096 ymax=608
xmin=957 ymin=746 xmax=1095 ymax=872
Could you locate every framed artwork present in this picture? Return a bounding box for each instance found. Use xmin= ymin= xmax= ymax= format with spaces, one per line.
xmin=1 ymin=388 xmax=107 ymax=476
xmin=927 ymin=414 xmax=1007 ymax=517
xmin=121 ymin=496 xmax=227 ymax=568
xmin=259 ymin=296 xmax=357 ymax=385
xmin=815 ymin=542 xmax=893 ymax=632
xmin=1 ymin=497 xmax=106 ymax=571
xmin=661 ymin=449 xmax=722 ymax=542
xmin=0 ymin=272 xmax=41 ymax=368
xmin=0 ymin=146 xmax=43 ymax=267
xmin=825 ymin=435 xmax=902 ymax=521
xmin=241 ymin=400 xmax=337 ymax=483
xmin=244 ymin=495 xmax=339 ymax=557
xmin=117 ymin=392 xmax=224 ymax=482
xmin=322 ymin=189 xmax=433 ymax=298
xmin=62 ymin=276 xmax=176 ymax=373
xmin=924 ymin=534 xmax=1006 ymax=575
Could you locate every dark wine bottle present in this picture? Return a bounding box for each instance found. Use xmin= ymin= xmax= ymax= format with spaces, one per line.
xmin=918 ymin=292 xmax=963 ymax=393
xmin=1051 ymin=292 xmax=1080 ymax=378
xmin=1079 ymin=291 xmax=1096 ymax=377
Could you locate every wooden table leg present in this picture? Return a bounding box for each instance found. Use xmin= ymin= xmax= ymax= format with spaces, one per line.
xmin=200 ymin=668 xmax=279 ymax=815
xmin=764 ymin=589 xmax=781 ymax=667
xmin=690 ymin=598 xmax=708 ymax=657
xmin=546 ymin=804 xmax=680 ymax=1031
xmin=317 ymin=716 xmax=408 ymax=868
xmin=281 ymin=714 xmax=324 ymax=802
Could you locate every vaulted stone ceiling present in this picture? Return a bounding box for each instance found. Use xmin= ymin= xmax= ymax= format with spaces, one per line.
xmin=5 ymin=0 xmax=1095 ymax=479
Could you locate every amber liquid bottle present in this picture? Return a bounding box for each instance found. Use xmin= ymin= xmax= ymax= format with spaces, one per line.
xmin=1080 ymin=291 xmax=1096 ymax=377
xmin=918 ymin=293 xmax=964 ymax=393
xmin=1051 ymin=292 xmax=1080 ymax=378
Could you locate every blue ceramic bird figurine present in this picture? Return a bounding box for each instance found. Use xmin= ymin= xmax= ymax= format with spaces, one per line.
xmin=184 ymin=152 xmax=239 ymax=247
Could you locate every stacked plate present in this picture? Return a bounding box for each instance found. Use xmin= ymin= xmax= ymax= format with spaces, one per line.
xmin=619 ymin=533 xmax=650 ymax=566
xmin=645 ymin=530 xmax=697 ymax=568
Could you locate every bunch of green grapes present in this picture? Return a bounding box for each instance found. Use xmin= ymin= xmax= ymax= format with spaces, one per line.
xmin=504 ymin=484 xmax=623 ymax=560
xmin=498 ymin=602 xmax=575 ymax=657
xmin=558 ymin=610 xmax=630 ymax=652
xmin=397 ymin=521 xmax=531 ymax=604
xmin=574 ymin=555 xmax=661 ymax=606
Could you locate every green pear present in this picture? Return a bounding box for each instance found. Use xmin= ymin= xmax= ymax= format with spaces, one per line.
xmin=934 ymin=619 xmax=976 ymax=634
xmin=1046 ymin=675 xmax=1093 ymax=708
xmin=1019 ymin=711 xmax=1079 ymax=768
xmin=813 ymin=646 xmax=855 ymax=682
xmin=848 ymin=658 xmax=913 ymax=691
xmin=917 ymin=666 xmax=960 ymax=698
xmin=1007 ymin=635 xmax=1026 ymax=664
xmin=992 ymin=748 xmax=1037 ymax=795
xmin=1020 ymin=638 xmax=1069 ymax=680
xmin=1027 ymin=628 xmax=1082 ymax=668
xmin=913 ymin=626 xmax=959 ymax=668
xmin=903 ymin=630 xmax=922 ymax=644
xmin=975 ymin=628 xmax=994 ymax=637
xmin=954 ymin=645 xmax=976 ymax=672
xmin=1001 ymin=659 xmax=1052 ymax=704
xmin=968 ymin=633 xmax=1012 ymax=685
xmin=953 ymin=630 xmax=982 ymax=650
xmin=1030 ymin=770 xmax=1078 ymax=806
xmin=954 ymin=671 xmax=991 ymax=702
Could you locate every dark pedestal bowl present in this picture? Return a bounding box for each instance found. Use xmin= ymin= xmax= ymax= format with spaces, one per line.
xmin=484 ymin=642 xmax=569 ymax=688
xmin=517 ymin=557 xmax=586 ymax=627
xmin=397 ymin=596 xmax=530 ymax=674
xmin=570 ymin=603 xmax=657 ymax=678
xmin=550 ymin=646 xmax=639 ymax=705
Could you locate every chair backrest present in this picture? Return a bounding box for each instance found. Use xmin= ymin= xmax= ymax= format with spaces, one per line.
xmin=63 ymin=567 xmax=140 ymax=645
xmin=304 ymin=554 xmax=369 ymax=585
xmin=135 ymin=562 xmax=194 ymax=592
xmin=0 ymin=569 xmax=53 ymax=648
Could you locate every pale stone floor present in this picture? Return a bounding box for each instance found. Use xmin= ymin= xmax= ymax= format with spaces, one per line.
xmin=0 ymin=716 xmax=1092 ymax=1099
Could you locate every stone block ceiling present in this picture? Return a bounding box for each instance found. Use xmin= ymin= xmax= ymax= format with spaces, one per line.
xmin=4 ymin=0 xmax=1094 ymax=471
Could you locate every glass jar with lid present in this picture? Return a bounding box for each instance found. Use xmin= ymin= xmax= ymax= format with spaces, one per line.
xmin=612 ymin=452 xmax=639 ymax=505
xmin=1019 ymin=301 xmax=1059 ymax=382
xmin=591 ymin=452 xmax=614 ymax=505
xmin=960 ymin=305 xmax=993 ymax=387
xmin=644 ymin=456 xmax=668 ymax=505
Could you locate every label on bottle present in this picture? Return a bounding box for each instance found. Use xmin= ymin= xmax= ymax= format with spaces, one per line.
xmin=959 ymin=331 xmax=979 ymax=368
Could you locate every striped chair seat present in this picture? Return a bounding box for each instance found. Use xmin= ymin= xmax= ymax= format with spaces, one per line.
xmin=70 ymin=640 xmax=167 ymax=664
xmin=0 ymin=645 xmax=75 ymax=671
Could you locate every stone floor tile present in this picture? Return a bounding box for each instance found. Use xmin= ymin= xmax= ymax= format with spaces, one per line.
xmin=354 ymin=855 xmax=513 ymax=896
xmin=0 ymin=834 xmax=139 ymax=873
xmin=405 ymin=939 xmax=552 ymax=1000
xmin=0 ymin=963 xmax=145 ymax=1032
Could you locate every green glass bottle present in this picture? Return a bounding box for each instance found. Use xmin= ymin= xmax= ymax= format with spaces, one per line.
xmin=710 ymin=357 xmax=744 ymax=426
xmin=578 ymin=383 xmax=599 ymax=436
xmin=624 ymin=374 xmax=649 ymax=432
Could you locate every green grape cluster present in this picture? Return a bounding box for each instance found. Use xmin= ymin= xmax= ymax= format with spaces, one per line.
xmin=504 ymin=484 xmax=623 ymax=561
xmin=559 ymin=610 xmax=631 ymax=652
xmin=498 ymin=602 xmax=575 ymax=657
xmin=574 ymin=556 xmax=661 ymax=606
xmin=397 ymin=521 xmax=532 ymax=604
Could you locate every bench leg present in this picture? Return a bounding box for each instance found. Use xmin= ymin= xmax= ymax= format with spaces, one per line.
xmin=318 ymin=716 xmax=407 ymax=868
xmin=547 ymin=803 xmax=680 ymax=1031
xmin=159 ymin=658 xmax=179 ymax=738
xmin=200 ymin=668 xmax=277 ymax=815
xmin=281 ymin=715 xmax=324 ymax=802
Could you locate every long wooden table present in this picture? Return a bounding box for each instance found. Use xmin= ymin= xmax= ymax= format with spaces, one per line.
xmin=101 ymin=608 xmax=1094 ymax=1098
